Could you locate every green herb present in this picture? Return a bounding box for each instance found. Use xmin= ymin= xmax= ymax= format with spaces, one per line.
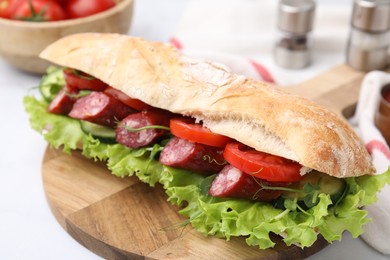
xmin=248 ymin=168 xmax=264 ymax=175
xmin=121 ymin=124 xmax=170 ymax=132
xmin=130 ymin=148 xmax=148 ymax=158
xmin=303 ymin=183 xmax=321 ymax=208
xmin=202 ymin=155 xmax=227 ymax=166
xmin=251 ymin=176 xmax=321 ymax=209
xmin=144 ymin=143 xmax=162 ymax=173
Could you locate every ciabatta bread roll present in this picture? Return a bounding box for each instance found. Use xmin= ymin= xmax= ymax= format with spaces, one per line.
xmin=39 ymin=33 xmax=375 ymax=178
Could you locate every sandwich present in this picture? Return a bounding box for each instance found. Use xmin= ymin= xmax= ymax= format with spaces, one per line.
xmin=24 ymin=33 xmax=390 ymax=249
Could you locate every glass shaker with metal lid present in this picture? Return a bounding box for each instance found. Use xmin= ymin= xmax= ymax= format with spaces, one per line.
xmin=346 ymin=0 xmax=390 ymax=71
xmin=273 ymin=0 xmax=316 ymax=69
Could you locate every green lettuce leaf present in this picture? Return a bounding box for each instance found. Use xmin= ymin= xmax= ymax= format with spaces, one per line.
xmin=24 ymin=83 xmax=390 ymax=249
xmin=38 ymin=66 xmax=66 ymax=102
xmin=23 ymin=96 xmax=85 ymax=154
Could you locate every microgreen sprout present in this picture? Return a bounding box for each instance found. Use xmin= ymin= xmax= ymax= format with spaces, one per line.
xmin=202 ymin=155 xmax=227 ymax=166
xmin=251 ymin=176 xmax=321 ymax=209
xmin=248 ymin=168 xmax=264 ymax=175
xmin=120 ymin=124 xmax=170 ymax=133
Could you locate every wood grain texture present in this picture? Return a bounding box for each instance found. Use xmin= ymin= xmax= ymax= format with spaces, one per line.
xmin=42 ymin=64 xmax=369 ymax=259
xmin=42 ymin=147 xmax=328 ymax=260
xmin=287 ymin=64 xmax=364 ymax=116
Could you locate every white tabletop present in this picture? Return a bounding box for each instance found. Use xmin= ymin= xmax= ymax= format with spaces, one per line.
xmin=0 ymin=0 xmax=389 ymax=259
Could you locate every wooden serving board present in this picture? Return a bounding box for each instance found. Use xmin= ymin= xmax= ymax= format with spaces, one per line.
xmin=42 ymin=64 xmax=367 ymax=260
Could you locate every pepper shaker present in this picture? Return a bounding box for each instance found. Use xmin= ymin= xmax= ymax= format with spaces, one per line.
xmin=346 ymin=0 xmax=390 ymax=71
xmin=273 ymin=0 xmax=316 ymax=69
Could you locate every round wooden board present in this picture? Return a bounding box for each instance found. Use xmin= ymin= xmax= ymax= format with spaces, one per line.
xmin=42 ymin=146 xmax=329 ymax=260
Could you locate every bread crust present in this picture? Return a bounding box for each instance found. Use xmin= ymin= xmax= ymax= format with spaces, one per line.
xmin=39 ymin=33 xmax=375 ymax=178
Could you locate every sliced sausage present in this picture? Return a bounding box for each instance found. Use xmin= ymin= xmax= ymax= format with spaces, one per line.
xmin=209 ymin=165 xmax=284 ymax=202
xmin=116 ymin=109 xmax=171 ymax=148
xmin=48 ymin=85 xmax=77 ymax=115
xmin=68 ymin=91 xmax=135 ymax=127
xmin=159 ymin=137 xmax=226 ymax=175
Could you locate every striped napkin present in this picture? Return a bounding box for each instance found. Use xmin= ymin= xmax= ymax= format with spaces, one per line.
xmin=350 ymin=71 xmax=390 ymax=254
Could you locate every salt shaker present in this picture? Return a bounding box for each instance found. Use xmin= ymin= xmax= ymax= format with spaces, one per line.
xmin=346 ymin=0 xmax=390 ymax=71
xmin=273 ymin=0 xmax=316 ymax=69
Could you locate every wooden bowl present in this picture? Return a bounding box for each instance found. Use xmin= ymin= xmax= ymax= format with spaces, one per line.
xmin=375 ymin=84 xmax=390 ymax=145
xmin=375 ymin=113 xmax=390 ymax=145
xmin=0 ymin=0 xmax=133 ymax=74
xmin=378 ymin=84 xmax=390 ymax=117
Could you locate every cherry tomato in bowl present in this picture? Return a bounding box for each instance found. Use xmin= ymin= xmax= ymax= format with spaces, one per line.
xmin=223 ymin=142 xmax=304 ymax=182
xmin=170 ymin=118 xmax=233 ymax=148
xmin=65 ymin=0 xmax=115 ymax=19
xmin=0 ymin=0 xmax=19 ymax=19
xmin=1 ymin=0 xmax=117 ymax=21
xmin=11 ymin=0 xmax=67 ymax=21
xmin=0 ymin=0 xmax=132 ymax=74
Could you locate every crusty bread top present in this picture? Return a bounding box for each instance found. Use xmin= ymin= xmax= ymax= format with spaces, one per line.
xmin=39 ymin=33 xmax=375 ymax=178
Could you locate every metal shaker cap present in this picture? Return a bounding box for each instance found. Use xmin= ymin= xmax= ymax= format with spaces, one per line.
xmin=352 ymin=0 xmax=390 ymax=32
xmin=277 ymin=0 xmax=316 ymax=34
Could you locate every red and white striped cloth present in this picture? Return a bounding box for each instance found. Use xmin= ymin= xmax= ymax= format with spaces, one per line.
xmin=350 ymin=72 xmax=390 ymax=254
xmin=169 ymin=0 xmax=390 ymax=254
xmin=351 ymin=72 xmax=390 ymax=171
xmin=174 ymin=48 xmax=276 ymax=83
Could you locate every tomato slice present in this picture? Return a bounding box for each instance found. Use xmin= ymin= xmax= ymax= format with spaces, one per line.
xmin=170 ymin=118 xmax=232 ymax=148
xmin=104 ymin=86 xmax=151 ymax=111
xmin=223 ymin=142 xmax=303 ymax=182
xmin=64 ymin=69 xmax=108 ymax=91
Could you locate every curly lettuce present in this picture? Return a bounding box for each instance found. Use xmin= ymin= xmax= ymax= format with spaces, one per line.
xmin=23 ymin=93 xmax=390 ymax=250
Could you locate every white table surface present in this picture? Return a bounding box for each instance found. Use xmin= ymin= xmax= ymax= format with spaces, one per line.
xmin=0 ymin=0 xmax=389 ymax=259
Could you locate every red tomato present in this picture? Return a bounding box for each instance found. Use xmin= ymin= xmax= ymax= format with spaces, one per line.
xmin=12 ymin=0 xmax=67 ymax=21
xmin=170 ymin=118 xmax=233 ymax=148
xmin=65 ymin=0 xmax=115 ymax=19
xmin=0 ymin=0 xmax=18 ymax=19
xmin=63 ymin=69 xmax=108 ymax=91
xmin=223 ymin=142 xmax=303 ymax=182
xmin=104 ymin=86 xmax=152 ymax=111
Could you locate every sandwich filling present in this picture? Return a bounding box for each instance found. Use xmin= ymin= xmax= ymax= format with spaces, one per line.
xmin=24 ymin=66 xmax=390 ymax=249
